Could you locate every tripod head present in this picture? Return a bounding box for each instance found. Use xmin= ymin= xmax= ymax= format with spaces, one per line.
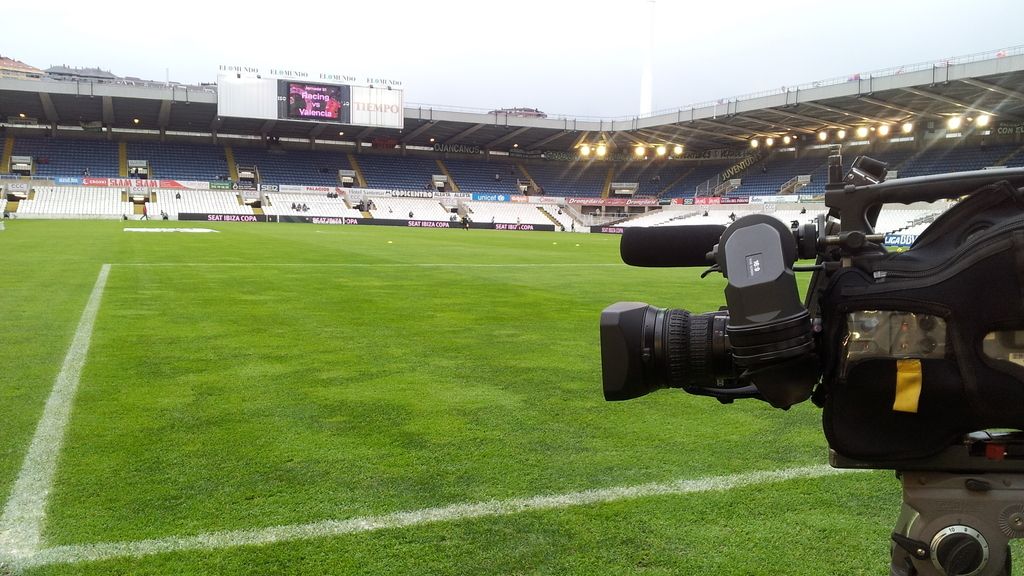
xmin=832 ymin=432 xmax=1024 ymax=576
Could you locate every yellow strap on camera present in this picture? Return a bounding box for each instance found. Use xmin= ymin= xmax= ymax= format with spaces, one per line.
xmin=893 ymin=359 xmax=922 ymax=413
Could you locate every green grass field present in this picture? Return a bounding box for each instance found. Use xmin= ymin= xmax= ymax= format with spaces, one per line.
xmin=0 ymin=220 xmax=1017 ymax=575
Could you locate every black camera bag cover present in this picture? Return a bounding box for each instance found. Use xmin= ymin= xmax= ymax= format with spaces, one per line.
xmin=818 ymin=181 xmax=1024 ymax=461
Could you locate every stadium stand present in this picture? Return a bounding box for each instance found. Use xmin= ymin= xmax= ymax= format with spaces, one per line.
xmin=732 ymin=154 xmax=828 ymax=196
xmin=125 ymin=141 xmax=228 ymax=181
xmin=356 ymin=155 xmax=439 ymax=190
xmin=231 ymin=147 xmax=354 ymax=186
xmin=663 ymin=162 xmax=730 ymax=198
xmin=443 ymin=159 xmax=520 ymax=195
xmin=145 ymin=190 xmax=253 ymax=220
xmin=524 ymin=161 xmax=608 ymax=197
xmin=17 ymin=186 xmax=132 ymax=218
xmin=463 ymin=201 xmax=560 ymax=226
xmin=366 ymin=196 xmax=452 ymax=220
xmin=13 ymin=137 xmax=118 ymax=177
xmin=261 ymin=193 xmax=362 ymax=218
xmin=611 ymin=161 xmax=695 ymax=197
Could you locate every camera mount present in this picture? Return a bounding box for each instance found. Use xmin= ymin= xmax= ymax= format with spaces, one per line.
xmin=833 ymin=432 xmax=1024 ymax=576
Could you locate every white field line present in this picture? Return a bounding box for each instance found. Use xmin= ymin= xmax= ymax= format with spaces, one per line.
xmin=113 ymin=262 xmax=622 ymax=267
xmin=20 ymin=465 xmax=854 ymax=569
xmin=0 ymin=264 xmax=111 ymax=566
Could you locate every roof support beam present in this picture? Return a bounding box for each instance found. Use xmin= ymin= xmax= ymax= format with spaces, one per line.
xmin=38 ymin=93 xmax=59 ymax=124
xmin=799 ymin=101 xmax=893 ymax=124
xmin=527 ymin=130 xmax=568 ymax=150
xmin=759 ymin=107 xmax=853 ymax=130
xmin=308 ymin=124 xmax=328 ymax=139
xmin=638 ymin=127 xmax=721 ymax=149
xmin=959 ymin=78 xmax=1024 ymax=103
xmin=671 ymin=122 xmax=750 ymax=143
xmin=102 ymin=96 xmax=114 ymax=125
xmin=486 ymin=126 xmax=531 ymax=149
xmin=400 ymin=121 xmax=438 ymax=144
xmin=570 ymin=131 xmax=591 ymax=149
xmin=260 ymin=120 xmax=276 ymax=134
xmin=158 ymin=100 xmax=172 ymax=129
xmin=356 ymin=126 xmax=376 ymax=141
xmin=729 ymin=114 xmax=816 ymax=135
xmin=447 ymin=123 xmax=486 ymax=144
xmin=855 ymin=96 xmax=942 ymax=120
xmin=900 ymin=87 xmax=1015 ymax=119
xmin=210 ymin=116 xmax=222 ymax=132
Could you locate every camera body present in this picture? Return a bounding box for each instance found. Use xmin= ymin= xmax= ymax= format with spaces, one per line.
xmin=601 ymin=149 xmax=1024 ymax=464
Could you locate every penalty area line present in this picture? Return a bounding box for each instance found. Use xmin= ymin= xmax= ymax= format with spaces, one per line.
xmin=0 ymin=264 xmax=111 ymax=567
xmin=22 ymin=465 xmax=856 ymax=569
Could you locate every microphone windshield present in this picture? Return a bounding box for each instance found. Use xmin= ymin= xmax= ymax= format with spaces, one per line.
xmin=619 ymin=225 xmax=726 ymax=267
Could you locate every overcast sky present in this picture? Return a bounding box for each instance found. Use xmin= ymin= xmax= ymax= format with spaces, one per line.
xmin=6 ymin=0 xmax=1024 ymax=118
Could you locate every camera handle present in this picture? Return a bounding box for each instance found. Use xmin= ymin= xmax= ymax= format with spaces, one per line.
xmin=831 ymin=432 xmax=1024 ymax=576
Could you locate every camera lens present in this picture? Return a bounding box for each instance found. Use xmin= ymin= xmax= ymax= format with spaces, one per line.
xmin=600 ymin=302 xmax=731 ymax=401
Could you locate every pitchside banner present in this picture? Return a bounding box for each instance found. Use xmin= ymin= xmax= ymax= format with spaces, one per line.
xmin=566 ymin=197 xmax=660 ymax=207
xmin=217 ymin=70 xmax=404 ymax=129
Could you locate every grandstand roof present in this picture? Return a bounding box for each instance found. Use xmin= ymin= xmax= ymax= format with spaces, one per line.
xmin=1 ymin=47 xmax=1023 ymax=153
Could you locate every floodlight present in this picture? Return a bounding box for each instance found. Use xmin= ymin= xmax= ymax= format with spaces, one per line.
xmin=902 ymin=121 xmax=914 ymax=134
xmin=634 ymin=145 xmax=646 ymax=156
xmin=818 ymin=131 xmax=828 ymax=141
xmin=673 ymin=145 xmax=683 ymax=155
xmin=580 ymin=145 xmax=592 ymax=157
xmin=596 ymin=144 xmax=607 ymax=157
xmin=765 ymin=137 xmax=775 ymax=147
xmin=656 ymin=145 xmax=667 ymax=156
xmin=837 ymin=129 xmax=847 ymax=140
xmin=877 ymin=125 xmax=890 ymax=137
xmin=947 ymin=116 xmax=962 ymax=130
xmin=855 ymin=126 xmax=869 ymax=139
xmin=782 ymin=135 xmax=792 ymax=145
xmin=976 ymin=114 xmax=991 ymax=127
xmin=750 ymin=139 xmax=759 ymax=148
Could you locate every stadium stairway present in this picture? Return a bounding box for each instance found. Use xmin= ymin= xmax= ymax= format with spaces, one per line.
xmin=348 ymin=153 xmax=368 ymax=187
xmin=601 ymin=166 xmax=615 ymax=198
xmin=435 ymin=159 xmax=460 ymax=193
xmin=997 ymin=143 xmax=1024 ymax=166
xmin=538 ymin=206 xmax=562 ymax=228
xmin=1 ymin=136 xmax=13 ymax=173
xmin=118 ymin=142 xmax=128 ymax=177
xmin=658 ymin=166 xmax=696 ymax=197
xmin=516 ymin=163 xmax=536 ymax=189
xmin=225 ymin=146 xmax=238 ymax=181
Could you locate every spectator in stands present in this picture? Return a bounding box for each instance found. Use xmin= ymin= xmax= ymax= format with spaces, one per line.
xmin=409 ymin=211 xmax=414 ymax=218
xmin=175 ymin=192 xmax=181 ymax=200
xmin=494 ymin=173 xmax=502 ymax=182
xmin=82 ymin=167 xmax=90 ymax=177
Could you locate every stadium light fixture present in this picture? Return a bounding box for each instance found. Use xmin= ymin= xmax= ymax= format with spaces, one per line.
xmin=977 ymin=114 xmax=991 ymax=127
xmin=750 ymin=139 xmax=759 ymax=148
xmin=429 ymin=137 xmax=435 ymax=143
xmin=947 ymin=116 xmax=962 ymax=130
xmin=513 ymin=143 xmax=519 ymax=148
xmin=339 ymin=131 xmax=345 ymax=136
xmin=18 ymin=113 xmax=26 ymax=118
xmin=656 ymin=145 xmax=667 ymax=156
xmin=782 ymin=135 xmax=792 ymax=145
xmin=580 ymin=144 xmax=592 ymax=157
xmin=673 ymin=144 xmax=683 ymax=156
xmin=596 ymin=144 xmax=607 ymax=157
xmin=902 ymin=121 xmax=914 ymax=134
xmin=765 ymin=137 xmax=775 ymax=147
xmin=837 ymin=129 xmax=847 ymax=140
xmin=634 ymin=145 xmax=646 ymax=157
xmin=133 ymin=118 xmax=140 ymax=125
xmin=878 ymin=125 xmax=891 ymax=137
xmin=855 ymin=126 xmax=869 ymax=139
xmin=818 ymin=130 xmax=828 ymax=141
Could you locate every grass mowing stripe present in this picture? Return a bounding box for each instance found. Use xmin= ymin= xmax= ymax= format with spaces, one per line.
xmin=0 ymin=264 xmax=111 ymax=566
xmin=23 ymin=465 xmax=853 ymax=569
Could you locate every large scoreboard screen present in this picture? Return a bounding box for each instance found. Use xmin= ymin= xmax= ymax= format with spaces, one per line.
xmin=284 ymin=82 xmax=349 ymax=122
xmin=217 ymin=71 xmax=403 ymax=129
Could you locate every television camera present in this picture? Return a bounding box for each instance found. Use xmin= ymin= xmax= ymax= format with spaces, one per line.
xmin=600 ymin=147 xmax=1024 ymax=576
